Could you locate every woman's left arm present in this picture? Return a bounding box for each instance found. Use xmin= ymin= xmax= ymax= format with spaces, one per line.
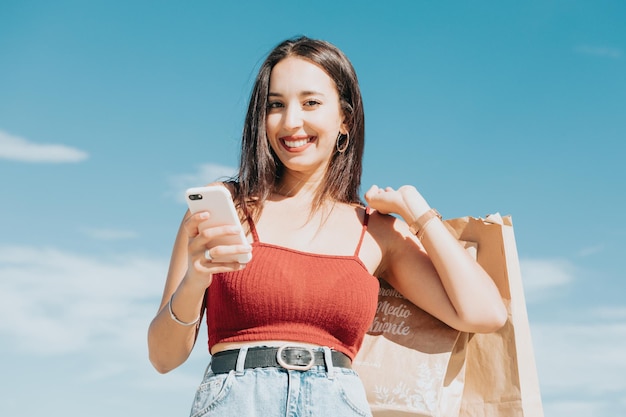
xmin=365 ymin=185 xmax=507 ymax=334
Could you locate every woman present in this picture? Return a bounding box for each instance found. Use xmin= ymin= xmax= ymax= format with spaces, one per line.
xmin=148 ymin=36 xmax=507 ymax=416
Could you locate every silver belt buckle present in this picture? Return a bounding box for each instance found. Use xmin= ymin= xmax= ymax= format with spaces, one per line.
xmin=276 ymin=345 xmax=315 ymax=371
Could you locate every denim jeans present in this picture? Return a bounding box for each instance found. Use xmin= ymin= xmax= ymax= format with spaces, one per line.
xmin=189 ymin=347 xmax=372 ymax=417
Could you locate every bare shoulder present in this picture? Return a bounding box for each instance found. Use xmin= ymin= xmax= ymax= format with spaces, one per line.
xmin=360 ymin=208 xmax=417 ymax=276
xmin=366 ymin=209 xmax=411 ymax=242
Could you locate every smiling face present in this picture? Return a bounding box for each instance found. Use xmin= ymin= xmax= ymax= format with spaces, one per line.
xmin=266 ymin=57 xmax=348 ymax=180
xmin=237 ymin=37 xmax=365 ymax=208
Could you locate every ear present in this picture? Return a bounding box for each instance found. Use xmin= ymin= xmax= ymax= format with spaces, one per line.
xmin=339 ymin=120 xmax=349 ymax=136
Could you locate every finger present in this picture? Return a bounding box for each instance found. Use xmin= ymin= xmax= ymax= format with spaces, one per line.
xmin=202 ymin=242 xmax=252 ymax=263
xmin=193 ymin=258 xmax=246 ymax=274
xmin=364 ymin=184 xmax=380 ymax=201
xmin=196 ymin=224 xmax=245 ymax=246
xmin=183 ymin=211 xmax=210 ymax=237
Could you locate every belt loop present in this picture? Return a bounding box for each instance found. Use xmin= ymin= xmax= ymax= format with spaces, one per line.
xmin=235 ymin=347 xmax=249 ymax=376
xmin=204 ymin=361 xmax=213 ymax=378
xmin=322 ymin=346 xmax=335 ymax=379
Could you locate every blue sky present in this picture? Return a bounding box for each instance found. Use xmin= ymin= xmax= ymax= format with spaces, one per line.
xmin=1 ymin=1 xmax=624 ymax=415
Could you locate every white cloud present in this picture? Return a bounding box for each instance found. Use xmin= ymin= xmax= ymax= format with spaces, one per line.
xmin=577 ymin=244 xmax=604 ymax=257
xmin=0 ymin=243 xmax=210 ymax=408
xmin=520 ymin=258 xmax=575 ymax=302
xmin=543 ymin=399 xmax=606 ymax=417
xmin=167 ymin=163 xmax=237 ymax=203
xmin=531 ymin=321 xmax=626 ymax=415
xmin=590 ymin=306 xmax=626 ymax=321
xmin=0 ymin=245 xmax=165 ymax=355
xmin=0 ymin=129 xmax=89 ymax=163
xmin=574 ymin=44 xmax=623 ymax=59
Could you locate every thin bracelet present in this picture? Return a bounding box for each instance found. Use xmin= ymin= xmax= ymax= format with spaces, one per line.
xmin=416 ymin=215 xmax=440 ymax=241
xmin=408 ymin=208 xmax=442 ymax=240
xmin=168 ymin=292 xmax=201 ymax=326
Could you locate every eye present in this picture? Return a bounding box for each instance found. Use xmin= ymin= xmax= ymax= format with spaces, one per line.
xmin=303 ymin=100 xmax=321 ymax=107
xmin=267 ymin=101 xmax=284 ymax=109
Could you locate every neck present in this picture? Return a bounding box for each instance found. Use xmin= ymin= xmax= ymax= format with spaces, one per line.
xmin=275 ymin=172 xmax=323 ymax=198
xmin=273 ymin=175 xmax=337 ymax=231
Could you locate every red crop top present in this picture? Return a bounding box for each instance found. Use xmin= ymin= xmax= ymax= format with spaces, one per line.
xmin=205 ymin=208 xmax=380 ymax=359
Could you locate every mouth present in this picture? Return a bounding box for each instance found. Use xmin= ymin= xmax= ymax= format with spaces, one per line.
xmin=280 ymin=136 xmax=316 ymax=151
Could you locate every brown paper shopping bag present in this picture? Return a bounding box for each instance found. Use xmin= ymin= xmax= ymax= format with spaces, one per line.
xmin=353 ymin=214 xmax=544 ymax=417
xmin=447 ymin=214 xmax=544 ymax=417
xmin=353 ymin=278 xmax=469 ymax=417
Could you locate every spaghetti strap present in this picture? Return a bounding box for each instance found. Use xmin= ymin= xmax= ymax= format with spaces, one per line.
xmin=354 ymin=206 xmax=370 ymax=256
xmin=241 ymin=200 xmax=259 ymax=243
xmin=247 ymin=215 xmax=260 ymax=243
xmin=240 ymin=203 xmax=260 ymax=243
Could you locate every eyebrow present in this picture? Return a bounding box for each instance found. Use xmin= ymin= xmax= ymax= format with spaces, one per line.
xmin=268 ymin=90 xmax=327 ymax=98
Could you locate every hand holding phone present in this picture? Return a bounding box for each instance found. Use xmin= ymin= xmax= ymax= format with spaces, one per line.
xmin=186 ymin=185 xmax=252 ymax=264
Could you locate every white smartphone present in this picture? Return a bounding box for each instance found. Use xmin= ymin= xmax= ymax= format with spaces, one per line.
xmin=185 ymin=185 xmax=252 ymax=264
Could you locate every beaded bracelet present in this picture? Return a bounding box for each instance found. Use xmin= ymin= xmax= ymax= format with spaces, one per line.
xmin=168 ymin=293 xmax=201 ymax=326
xmin=408 ymin=208 xmax=442 ymax=241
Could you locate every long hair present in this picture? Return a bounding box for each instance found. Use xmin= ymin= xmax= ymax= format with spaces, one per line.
xmin=234 ymin=36 xmax=365 ymax=217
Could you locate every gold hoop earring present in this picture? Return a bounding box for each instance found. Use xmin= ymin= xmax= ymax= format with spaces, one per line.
xmin=336 ymin=132 xmax=350 ymax=153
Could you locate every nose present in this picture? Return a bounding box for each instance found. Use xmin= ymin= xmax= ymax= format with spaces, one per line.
xmin=283 ymin=103 xmax=303 ymax=130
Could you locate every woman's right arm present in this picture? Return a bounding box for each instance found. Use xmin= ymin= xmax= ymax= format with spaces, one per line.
xmin=147 ymin=211 xmax=250 ymax=374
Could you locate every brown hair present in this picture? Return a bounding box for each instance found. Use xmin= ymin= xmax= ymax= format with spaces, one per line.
xmin=234 ymin=36 xmax=365 ymax=217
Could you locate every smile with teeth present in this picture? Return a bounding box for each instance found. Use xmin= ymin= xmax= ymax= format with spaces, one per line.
xmin=282 ymin=136 xmax=315 ymax=148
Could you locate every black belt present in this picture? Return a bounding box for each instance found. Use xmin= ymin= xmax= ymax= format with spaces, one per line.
xmin=210 ymin=346 xmax=352 ymax=374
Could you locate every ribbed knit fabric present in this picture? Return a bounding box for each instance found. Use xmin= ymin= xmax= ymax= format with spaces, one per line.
xmin=206 ymin=210 xmax=379 ymax=360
